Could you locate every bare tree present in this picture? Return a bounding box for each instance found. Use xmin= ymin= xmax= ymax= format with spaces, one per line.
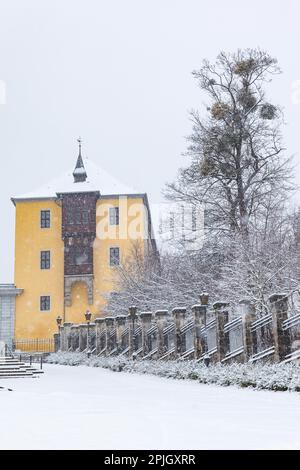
xmin=104 ymin=50 xmax=299 ymax=317
xmin=105 ymin=208 xmax=300 ymax=317
xmin=104 ymin=241 xmax=208 ymax=315
xmin=166 ymin=49 xmax=293 ymax=237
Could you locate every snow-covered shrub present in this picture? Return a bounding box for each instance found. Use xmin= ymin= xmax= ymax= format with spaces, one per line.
xmin=47 ymin=352 xmax=88 ymax=366
xmin=46 ymin=352 xmax=300 ymax=393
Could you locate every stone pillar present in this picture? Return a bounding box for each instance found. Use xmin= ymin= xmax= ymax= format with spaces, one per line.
xmin=105 ymin=317 xmax=115 ymax=355
xmin=155 ymin=310 xmax=169 ymax=358
xmin=139 ymin=312 xmax=153 ymax=357
xmin=128 ymin=306 xmax=138 ymax=357
xmin=213 ymin=302 xmax=229 ymax=363
xmin=54 ymin=333 xmax=60 ymax=352
xmin=70 ymin=325 xmax=79 ymax=351
xmin=59 ymin=326 xmax=65 ymax=351
xmin=78 ymin=324 xmax=88 ymax=352
xmin=115 ymin=315 xmax=127 ymax=354
xmin=63 ymin=322 xmax=73 ymax=351
xmin=192 ymin=304 xmax=206 ymax=359
xmin=57 ymin=325 xmax=62 ymax=351
xmin=95 ymin=318 xmax=106 ymax=355
xmin=269 ymin=293 xmax=290 ymax=362
xmin=240 ymin=299 xmax=256 ymax=361
xmin=172 ymin=308 xmax=186 ymax=358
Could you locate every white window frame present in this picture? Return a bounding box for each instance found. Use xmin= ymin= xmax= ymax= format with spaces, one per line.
xmin=40 ymin=209 xmax=51 ymax=229
xmin=40 ymin=250 xmax=51 ymax=270
xmin=109 ymin=246 xmax=120 ymax=267
xmin=40 ymin=295 xmax=51 ymax=312
xmin=109 ymin=207 xmax=120 ymax=226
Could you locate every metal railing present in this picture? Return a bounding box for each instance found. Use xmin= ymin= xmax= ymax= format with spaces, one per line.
xmin=17 ymin=352 xmax=45 ymax=370
xmin=13 ymin=338 xmax=55 ymax=353
xmin=224 ymin=317 xmax=244 ymax=359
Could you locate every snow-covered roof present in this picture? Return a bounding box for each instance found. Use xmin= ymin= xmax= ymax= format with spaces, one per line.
xmin=12 ymin=158 xmax=143 ymax=201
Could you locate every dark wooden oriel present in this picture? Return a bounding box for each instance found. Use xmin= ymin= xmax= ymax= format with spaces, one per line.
xmin=59 ymin=191 xmax=100 ymax=276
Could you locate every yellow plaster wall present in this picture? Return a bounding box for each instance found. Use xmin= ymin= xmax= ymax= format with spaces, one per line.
xmin=93 ymin=197 xmax=146 ymax=317
xmin=14 ymin=195 xmax=148 ymax=340
xmin=65 ymin=282 xmax=89 ymax=325
xmin=14 ymin=200 xmax=64 ymax=340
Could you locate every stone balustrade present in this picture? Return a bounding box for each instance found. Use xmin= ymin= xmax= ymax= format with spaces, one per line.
xmin=55 ymin=294 xmax=300 ymax=364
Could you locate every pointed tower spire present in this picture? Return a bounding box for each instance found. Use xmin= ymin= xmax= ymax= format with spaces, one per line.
xmin=73 ymin=137 xmax=87 ymax=183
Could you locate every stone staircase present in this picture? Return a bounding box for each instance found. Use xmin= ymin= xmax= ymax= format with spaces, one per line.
xmin=0 ymin=356 xmax=44 ymax=379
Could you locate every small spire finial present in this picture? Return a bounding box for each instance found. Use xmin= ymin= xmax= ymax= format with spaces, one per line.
xmin=77 ymin=137 xmax=82 ymax=155
xmin=73 ymin=136 xmax=87 ymax=183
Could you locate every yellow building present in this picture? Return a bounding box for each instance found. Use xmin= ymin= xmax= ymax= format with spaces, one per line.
xmin=12 ymin=141 xmax=156 ymax=343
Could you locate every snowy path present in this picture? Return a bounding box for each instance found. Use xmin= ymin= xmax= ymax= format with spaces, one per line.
xmin=0 ymin=364 xmax=300 ymax=450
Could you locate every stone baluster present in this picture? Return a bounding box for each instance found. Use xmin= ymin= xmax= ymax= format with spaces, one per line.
xmin=172 ymin=307 xmax=187 ymax=358
xmin=155 ymin=310 xmax=169 ymax=358
xmin=269 ymin=293 xmax=290 ymax=362
xmin=95 ymin=318 xmax=106 ymax=355
xmin=139 ymin=312 xmax=153 ymax=357
xmin=105 ymin=317 xmax=115 ymax=356
xmin=88 ymin=322 xmax=96 ymax=352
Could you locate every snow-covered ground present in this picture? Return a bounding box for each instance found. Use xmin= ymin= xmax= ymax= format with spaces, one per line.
xmin=0 ymin=364 xmax=300 ymax=450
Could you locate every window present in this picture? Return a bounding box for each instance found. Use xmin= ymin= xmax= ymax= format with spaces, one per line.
xmin=109 ymin=207 xmax=119 ymax=225
xmin=40 ymin=296 xmax=51 ymax=311
xmin=40 ymin=251 xmax=51 ymax=269
xmin=41 ymin=210 xmax=51 ymax=228
xmin=74 ymin=247 xmax=89 ymax=266
xmin=69 ymin=246 xmax=90 ymax=266
xmin=66 ymin=210 xmax=89 ymax=225
xmin=109 ymin=247 xmax=120 ymax=266
xmin=66 ymin=211 xmax=74 ymax=225
xmin=75 ymin=210 xmax=82 ymax=225
xmin=82 ymin=211 xmax=89 ymax=224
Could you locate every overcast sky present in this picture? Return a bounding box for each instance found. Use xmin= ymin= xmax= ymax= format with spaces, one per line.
xmin=1 ymin=0 xmax=300 ymax=282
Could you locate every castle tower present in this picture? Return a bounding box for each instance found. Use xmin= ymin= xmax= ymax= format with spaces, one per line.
xmin=58 ymin=140 xmax=99 ymax=308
